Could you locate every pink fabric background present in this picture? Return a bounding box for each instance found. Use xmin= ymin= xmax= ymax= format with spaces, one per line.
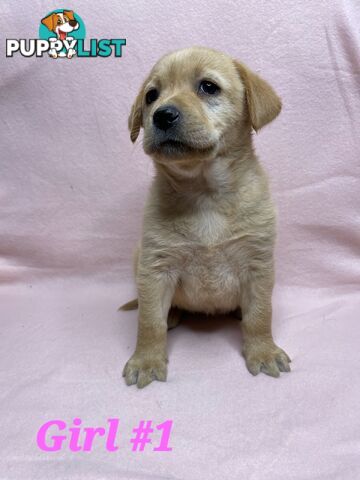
xmin=1 ymin=1 xmax=359 ymax=478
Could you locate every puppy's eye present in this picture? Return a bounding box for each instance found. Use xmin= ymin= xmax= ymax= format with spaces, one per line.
xmin=199 ymin=80 xmax=220 ymax=95
xmin=145 ymin=89 xmax=159 ymax=105
xmin=57 ymin=19 xmax=62 ymax=25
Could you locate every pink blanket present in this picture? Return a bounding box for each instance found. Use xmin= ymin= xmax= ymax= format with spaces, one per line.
xmin=1 ymin=1 xmax=359 ymax=478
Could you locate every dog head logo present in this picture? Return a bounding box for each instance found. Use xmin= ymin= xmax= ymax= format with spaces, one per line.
xmin=39 ymin=9 xmax=86 ymax=58
xmin=41 ymin=10 xmax=79 ymax=40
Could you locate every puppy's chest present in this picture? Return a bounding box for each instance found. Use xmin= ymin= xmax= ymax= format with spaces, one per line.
xmin=190 ymin=208 xmax=230 ymax=246
xmin=148 ymin=208 xmax=253 ymax=312
xmin=176 ymin=208 xmax=245 ymax=265
xmin=174 ymin=210 xmax=245 ymax=307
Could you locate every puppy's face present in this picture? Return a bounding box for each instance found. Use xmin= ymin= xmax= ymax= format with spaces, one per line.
xmin=129 ymin=47 xmax=281 ymax=168
xmin=41 ymin=11 xmax=79 ymax=40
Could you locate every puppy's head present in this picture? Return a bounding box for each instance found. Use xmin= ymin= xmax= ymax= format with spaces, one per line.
xmin=129 ymin=47 xmax=281 ymax=167
xmin=41 ymin=10 xmax=79 ymax=39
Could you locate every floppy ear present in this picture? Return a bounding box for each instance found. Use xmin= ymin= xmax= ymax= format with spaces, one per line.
xmin=63 ymin=10 xmax=75 ymax=20
xmin=41 ymin=13 xmax=56 ymax=32
xmin=128 ymin=86 xmax=145 ymax=143
xmin=234 ymin=61 xmax=282 ymax=132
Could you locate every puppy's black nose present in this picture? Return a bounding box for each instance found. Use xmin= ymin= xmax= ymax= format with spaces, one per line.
xmin=69 ymin=20 xmax=77 ymax=27
xmin=153 ymin=106 xmax=180 ymax=131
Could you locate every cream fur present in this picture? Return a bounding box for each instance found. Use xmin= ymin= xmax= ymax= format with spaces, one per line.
xmin=123 ymin=46 xmax=290 ymax=388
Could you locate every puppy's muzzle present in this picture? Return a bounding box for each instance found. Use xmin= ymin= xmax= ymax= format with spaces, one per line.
xmin=153 ymin=105 xmax=180 ymax=132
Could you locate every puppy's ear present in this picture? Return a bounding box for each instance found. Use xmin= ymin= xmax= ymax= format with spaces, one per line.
xmin=41 ymin=13 xmax=56 ymax=32
xmin=63 ymin=10 xmax=75 ymax=20
xmin=128 ymin=86 xmax=145 ymax=143
xmin=234 ymin=61 xmax=282 ymax=132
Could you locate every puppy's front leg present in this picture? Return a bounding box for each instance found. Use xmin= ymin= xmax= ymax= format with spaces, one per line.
xmin=123 ymin=270 xmax=176 ymax=388
xmin=240 ymin=271 xmax=291 ymax=378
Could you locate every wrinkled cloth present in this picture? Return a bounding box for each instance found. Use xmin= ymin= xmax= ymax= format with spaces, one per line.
xmin=0 ymin=1 xmax=359 ymax=479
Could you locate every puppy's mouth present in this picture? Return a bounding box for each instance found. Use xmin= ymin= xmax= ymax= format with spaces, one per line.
xmin=161 ymin=139 xmax=193 ymax=153
xmin=150 ymin=138 xmax=214 ymax=158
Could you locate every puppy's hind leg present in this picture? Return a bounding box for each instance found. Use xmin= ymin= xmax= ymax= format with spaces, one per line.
xmin=167 ymin=307 xmax=183 ymax=330
xmin=119 ymin=301 xmax=183 ymax=330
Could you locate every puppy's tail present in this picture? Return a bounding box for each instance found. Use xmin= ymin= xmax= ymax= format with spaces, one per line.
xmin=118 ymin=298 xmax=138 ymax=311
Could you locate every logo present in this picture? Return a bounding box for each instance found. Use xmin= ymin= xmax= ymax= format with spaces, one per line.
xmin=6 ymin=9 xmax=126 ymax=59
xmin=39 ymin=9 xmax=85 ymax=58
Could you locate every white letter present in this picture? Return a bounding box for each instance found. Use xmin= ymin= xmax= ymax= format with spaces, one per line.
xmin=19 ymin=39 xmax=35 ymax=57
xmin=36 ymin=39 xmax=50 ymax=57
xmin=6 ymin=39 xmax=20 ymax=57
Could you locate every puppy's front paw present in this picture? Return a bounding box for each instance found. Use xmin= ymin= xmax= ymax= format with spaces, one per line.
xmin=122 ymin=353 xmax=167 ymax=388
xmin=243 ymin=340 xmax=291 ymax=378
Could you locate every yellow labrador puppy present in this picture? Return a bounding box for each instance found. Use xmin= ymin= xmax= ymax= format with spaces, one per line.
xmin=122 ymin=46 xmax=290 ymax=388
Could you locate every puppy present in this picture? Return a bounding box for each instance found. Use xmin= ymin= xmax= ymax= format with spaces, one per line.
xmin=41 ymin=10 xmax=78 ymax=58
xmin=122 ymin=46 xmax=290 ymax=388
